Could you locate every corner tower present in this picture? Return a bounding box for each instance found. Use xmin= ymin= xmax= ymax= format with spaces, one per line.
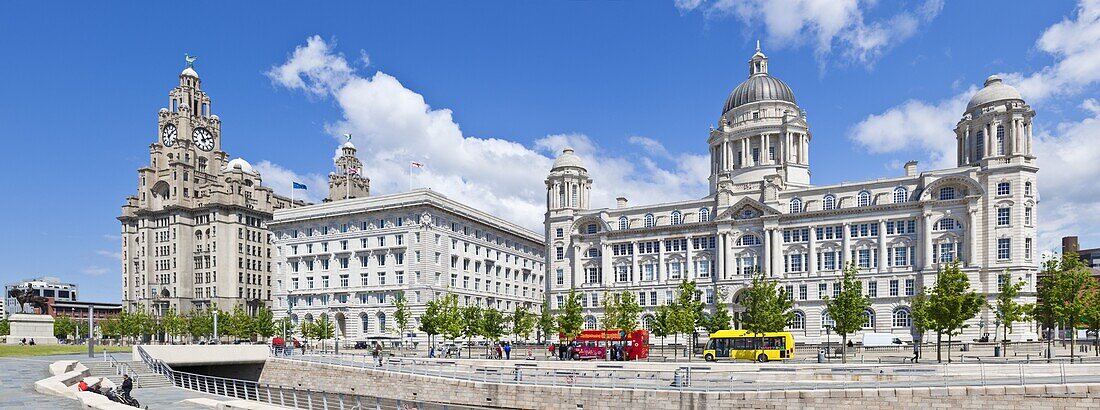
xmin=709 ymin=44 xmax=811 ymax=192
xmin=954 ymin=75 xmax=1036 ymax=167
xmin=545 ymin=148 xmax=592 ymax=291
xmin=327 ymin=137 xmax=371 ymax=202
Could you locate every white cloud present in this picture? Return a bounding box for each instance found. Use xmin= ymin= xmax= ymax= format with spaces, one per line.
xmin=95 ymin=250 xmax=122 ymax=261
xmin=263 ymin=37 xmax=711 ymax=231
xmin=848 ymin=1 xmax=1100 ymax=251
xmin=81 ymin=266 xmax=110 ymax=276
xmin=252 ymin=160 xmax=330 ymax=204
xmin=678 ymin=0 xmax=943 ymax=66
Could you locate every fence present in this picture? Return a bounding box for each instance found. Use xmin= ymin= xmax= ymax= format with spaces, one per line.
xmin=136 ymin=346 xmax=485 ymax=410
xmin=283 ymin=351 xmax=1100 ymax=394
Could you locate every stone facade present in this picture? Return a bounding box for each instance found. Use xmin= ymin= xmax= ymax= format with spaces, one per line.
xmin=545 ymin=48 xmax=1039 ymax=344
xmin=271 ymin=188 xmax=545 ymax=345
xmin=118 ymin=61 xmax=300 ymax=316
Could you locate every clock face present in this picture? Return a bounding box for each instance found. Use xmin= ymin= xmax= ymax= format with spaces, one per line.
xmin=192 ymin=127 xmax=215 ymax=151
xmin=162 ymin=124 xmax=177 ymax=147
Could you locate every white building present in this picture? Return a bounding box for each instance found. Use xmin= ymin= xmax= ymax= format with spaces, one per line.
xmin=545 ymin=46 xmax=1039 ymax=344
xmin=272 ymin=142 xmax=546 ymax=345
xmin=118 ymin=60 xmax=300 ymax=317
xmin=5 ymin=277 xmax=79 ymax=316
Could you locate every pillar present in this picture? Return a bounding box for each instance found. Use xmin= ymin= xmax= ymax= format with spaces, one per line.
xmin=763 ymin=229 xmax=771 ymax=276
xmin=808 ymin=226 xmax=818 ymax=276
xmin=685 ymin=235 xmax=694 ymax=281
xmin=877 ymin=220 xmax=888 ymax=273
xmin=772 ymin=229 xmax=783 ymax=276
xmin=716 ymin=234 xmax=726 ymax=280
xmin=631 ymin=241 xmax=640 ymax=286
xmin=922 ymin=212 xmax=934 ymax=271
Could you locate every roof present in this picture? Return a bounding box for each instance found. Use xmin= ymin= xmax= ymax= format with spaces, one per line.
xmin=223 ymin=158 xmax=258 ymax=175
xmin=551 ymin=148 xmax=586 ymax=171
xmin=181 ymin=66 xmax=199 ymax=78
xmin=967 ymin=75 xmax=1023 ymax=111
xmin=723 ymin=74 xmax=797 ymax=113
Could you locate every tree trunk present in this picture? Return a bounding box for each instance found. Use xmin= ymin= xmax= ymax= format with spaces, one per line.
xmin=673 ymin=334 xmax=678 ymax=359
xmin=936 ymin=333 xmax=942 ymax=363
xmin=1070 ymin=318 xmax=1076 ymax=364
xmin=947 ymin=333 xmax=953 ymax=364
xmin=841 ymin=335 xmax=848 ymax=364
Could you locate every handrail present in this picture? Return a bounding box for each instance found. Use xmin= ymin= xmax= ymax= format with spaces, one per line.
xmin=104 ymin=352 xmax=143 ymax=388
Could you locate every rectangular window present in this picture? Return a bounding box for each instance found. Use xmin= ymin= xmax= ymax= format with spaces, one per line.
xmin=892 ymin=247 xmax=909 ymax=266
xmin=638 ymin=291 xmax=646 ymax=306
xmin=998 ymin=238 xmax=1011 ymax=260
xmin=904 ymin=279 xmax=915 ymax=296
xmin=867 ymin=281 xmax=878 ymax=297
xmin=1025 ymin=207 xmax=1033 ymax=226
xmin=818 ymin=283 xmax=827 ymax=299
xmin=555 ymin=247 xmax=564 ymax=261
xmin=751 ymin=148 xmax=760 ymax=163
xmin=798 ymin=284 xmax=807 ymax=301
xmin=997 ymin=207 xmax=1011 ymax=226
xmin=1025 ymin=238 xmax=1033 ymax=259
xmin=889 ymin=279 xmax=899 ymax=297
xmin=556 ymin=269 xmax=564 ymax=285
xmin=649 ymin=292 xmax=657 ymax=306
xmin=857 ymin=249 xmax=871 ymax=268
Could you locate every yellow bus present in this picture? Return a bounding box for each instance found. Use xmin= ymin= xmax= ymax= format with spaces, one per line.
xmin=702 ymin=330 xmax=795 ymax=362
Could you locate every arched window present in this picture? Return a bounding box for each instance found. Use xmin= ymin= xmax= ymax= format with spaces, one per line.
xmin=558 ymin=186 xmax=565 ymax=208
xmin=822 ymin=194 xmax=837 ymax=210
xmin=996 ymin=125 xmax=1005 ymax=155
xmin=699 ymin=208 xmax=711 ymax=222
xmin=584 ymin=315 xmax=597 ymax=330
xmin=821 ymin=311 xmax=835 ymax=328
xmin=360 ymin=313 xmax=369 ymax=333
xmin=789 ymin=311 xmax=805 ymax=330
xmin=893 ymin=308 xmax=912 ymax=328
xmin=893 ymin=187 xmax=908 ymax=204
xmin=938 ymin=186 xmax=956 ymax=200
xmin=862 ymin=309 xmax=876 ymax=329
xmin=644 ymin=214 xmax=655 ymax=228
xmin=934 ymin=218 xmax=960 ymax=231
xmin=857 ymin=191 xmax=871 ymax=207
xmin=671 ymin=211 xmax=683 ymax=225
xmin=571 ymin=185 xmax=578 ymax=207
xmin=738 ymin=235 xmax=761 ymax=246
xmin=789 ymin=198 xmax=802 ymax=214
xmin=377 ymin=312 xmax=387 ymax=333
xmin=641 ymin=315 xmax=654 ymax=331
xmin=976 ymin=130 xmax=985 ymax=159
xmin=1024 ymin=181 xmax=1033 ymax=196
xmin=618 ymin=216 xmax=629 ymax=230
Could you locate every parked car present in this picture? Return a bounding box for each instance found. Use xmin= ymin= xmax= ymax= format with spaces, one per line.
xmin=354 ymin=341 xmax=370 ymax=349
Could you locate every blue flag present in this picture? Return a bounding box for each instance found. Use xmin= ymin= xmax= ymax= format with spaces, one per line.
xmin=292 ymin=182 xmax=308 ymax=190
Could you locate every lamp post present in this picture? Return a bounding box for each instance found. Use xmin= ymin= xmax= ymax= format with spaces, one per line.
xmin=825 ymin=325 xmax=833 ymax=362
xmin=87 ymin=305 xmax=95 ymax=358
xmin=213 ymin=309 xmax=219 ymax=343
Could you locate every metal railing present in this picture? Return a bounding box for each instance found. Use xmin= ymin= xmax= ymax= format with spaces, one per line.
xmin=136 ymin=346 xmax=484 ymax=410
xmin=101 ymin=351 xmax=144 ymax=388
xmin=282 ymin=351 xmax=1100 ymax=394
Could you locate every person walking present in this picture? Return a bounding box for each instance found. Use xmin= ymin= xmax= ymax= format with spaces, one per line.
xmin=549 ymin=343 xmax=556 ymax=359
xmin=503 ymin=342 xmax=511 ymax=360
xmin=428 ymin=343 xmax=436 ymax=358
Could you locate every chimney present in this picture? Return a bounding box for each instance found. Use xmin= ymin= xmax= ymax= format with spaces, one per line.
xmin=904 ymin=160 xmax=918 ymax=177
xmin=1063 ymin=236 xmax=1080 ymax=255
xmin=616 ymin=197 xmax=628 ymax=208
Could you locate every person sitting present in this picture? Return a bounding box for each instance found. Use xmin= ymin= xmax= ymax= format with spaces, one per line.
xmin=121 ymin=374 xmax=133 ymax=398
xmin=77 ymin=380 xmax=89 ymax=391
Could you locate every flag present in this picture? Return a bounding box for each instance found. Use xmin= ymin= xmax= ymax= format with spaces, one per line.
xmin=411 ymin=161 xmax=424 ymax=168
xmin=292 ymin=182 xmax=308 ymax=190
xmin=347 ymin=167 xmax=360 ymax=175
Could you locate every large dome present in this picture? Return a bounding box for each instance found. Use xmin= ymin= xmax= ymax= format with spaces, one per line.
xmin=966 ymin=75 xmax=1022 ymax=111
xmin=223 ymin=158 xmax=257 ymax=175
xmin=723 ymin=75 xmax=797 ymax=113
xmin=551 ymin=148 xmax=585 ymax=171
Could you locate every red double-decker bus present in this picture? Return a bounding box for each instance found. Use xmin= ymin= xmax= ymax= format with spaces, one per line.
xmin=559 ymin=329 xmax=650 ymax=360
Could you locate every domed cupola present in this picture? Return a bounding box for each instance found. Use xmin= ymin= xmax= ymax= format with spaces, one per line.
xmin=551 ymin=148 xmax=587 ymax=172
xmin=722 ymin=42 xmax=797 ymax=114
xmin=966 ymin=75 xmax=1023 ymax=112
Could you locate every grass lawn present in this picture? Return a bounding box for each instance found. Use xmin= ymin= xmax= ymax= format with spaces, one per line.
xmin=0 ymin=344 xmax=132 ymax=358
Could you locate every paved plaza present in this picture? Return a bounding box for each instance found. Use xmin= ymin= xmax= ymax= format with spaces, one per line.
xmin=0 ymin=353 xmax=232 ymax=410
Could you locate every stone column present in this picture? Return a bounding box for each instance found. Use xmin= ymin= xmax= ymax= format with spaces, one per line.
xmin=922 ymin=212 xmax=934 ymax=271
xmin=759 ymin=134 xmax=767 ymax=165
xmin=742 ymin=139 xmax=749 ymax=167
xmin=808 ymin=226 xmax=818 ymax=276
xmin=716 ymin=234 xmax=726 ymax=280
xmin=725 ymin=233 xmax=736 ymax=279
xmin=601 ymin=243 xmax=611 ymax=286
xmin=631 ymin=241 xmax=640 ymax=286
xmin=571 ymin=244 xmax=581 ymax=287
xmin=772 ymin=229 xmax=783 ymax=276
xmin=763 ymin=229 xmax=771 ymax=276
xmin=967 ymin=208 xmax=978 ymax=267
xmin=877 ymin=220 xmax=888 ymax=272
xmin=841 ymin=222 xmax=851 ymax=267
xmin=657 ymin=239 xmax=665 ymax=283
xmin=685 ymin=235 xmax=694 ymax=281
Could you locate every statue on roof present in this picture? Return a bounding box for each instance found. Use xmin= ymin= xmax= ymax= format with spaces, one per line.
xmin=185 ymin=53 xmax=198 ymax=68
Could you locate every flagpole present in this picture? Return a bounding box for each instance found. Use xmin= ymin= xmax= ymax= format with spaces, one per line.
xmin=408 ymin=161 xmax=413 ymax=191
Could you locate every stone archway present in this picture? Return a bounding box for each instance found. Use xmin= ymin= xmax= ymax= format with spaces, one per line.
xmin=335 ymin=312 xmax=347 ymax=339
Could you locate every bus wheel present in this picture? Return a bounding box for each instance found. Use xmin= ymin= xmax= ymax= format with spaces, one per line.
xmin=704 ymin=354 xmax=714 ymax=362
xmin=757 ymin=354 xmax=769 ymax=363
xmin=572 ymin=352 xmax=580 ymax=361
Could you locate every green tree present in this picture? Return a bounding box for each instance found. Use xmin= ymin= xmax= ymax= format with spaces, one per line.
xmin=440 ymin=294 xmax=464 ymax=344
xmin=393 ymin=292 xmax=411 ymax=346
xmin=1038 ymin=252 xmax=1094 ymax=363
xmin=824 ymin=262 xmax=871 ymax=363
xmin=419 ymin=297 xmax=443 ymax=349
xmin=224 ymin=306 xmax=255 ymax=341
xmin=54 ymin=315 xmax=75 ymax=339
xmin=741 ymin=270 xmax=794 ymax=362
xmin=537 ymin=298 xmax=556 ymax=344
xmin=652 ymin=304 xmax=672 ymax=348
xmin=556 ymin=288 xmax=584 ymax=344
xmin=0 ymin=319 xmax=9 ymax=336
xmin=992 ymin=270 xmax=1033 ymax=356
xmin=671 ymin=280 xmax=703 ymax=359
xmin=162 ymin=309 xmax=189 ymax=343
xmin=99 ymin=315 xmax=121 ymax=341
xmin=480 ymin=307 xmax=506 ymax=344
xmin=188 ymin=309 xmax=214 ymax=341
xmin=510 ymin=305 xmax=536 ymax=342
xmin=1081 ymin=283 xmax=1100 ymax=357
xmin=920 ymin=261 xmax=984 ymax=363
xmin=312 ymin=315 xmax=336 ymax=350
xmin=461 ymin=305 xmax=483 ymax=358
xmin=614 ymin=291 xmax=643 ymax=336
xmin=276 ymin=316 xmax=296 ymax=340
xmin=600 ymin=292 xmax=620 ymax=329
xmin=703 ymin=287 xmax=732 ymax=334
xmin=253 ymin=307 xmax=277 ymax=340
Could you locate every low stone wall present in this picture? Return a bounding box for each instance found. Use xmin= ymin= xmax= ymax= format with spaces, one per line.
xmin=259 ymin=358 xmax=1100 ymax=409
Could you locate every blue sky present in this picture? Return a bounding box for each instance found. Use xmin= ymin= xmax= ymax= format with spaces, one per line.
xmin=2 ymin=1 xmax=1098 ymax=303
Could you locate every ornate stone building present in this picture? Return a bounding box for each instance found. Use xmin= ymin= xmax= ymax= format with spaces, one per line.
xmin=546 ymin=46 xmax=1040 ymax=343
xmin=119 ymin=60 xmax=300 ymax=316
xmin=326 ymin=139 xmax=371 ymax=202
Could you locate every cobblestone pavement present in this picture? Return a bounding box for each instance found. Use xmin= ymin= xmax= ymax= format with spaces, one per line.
xmin=0 ymin=353 xmax=234 ymax=409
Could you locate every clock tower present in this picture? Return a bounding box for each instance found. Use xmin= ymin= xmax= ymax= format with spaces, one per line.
xmin=119 ymin=57 xmax=300 ymax=320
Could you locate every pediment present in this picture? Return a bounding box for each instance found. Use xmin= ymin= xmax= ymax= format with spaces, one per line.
xmin=716 ymin=197 xmax=779 ymax=221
